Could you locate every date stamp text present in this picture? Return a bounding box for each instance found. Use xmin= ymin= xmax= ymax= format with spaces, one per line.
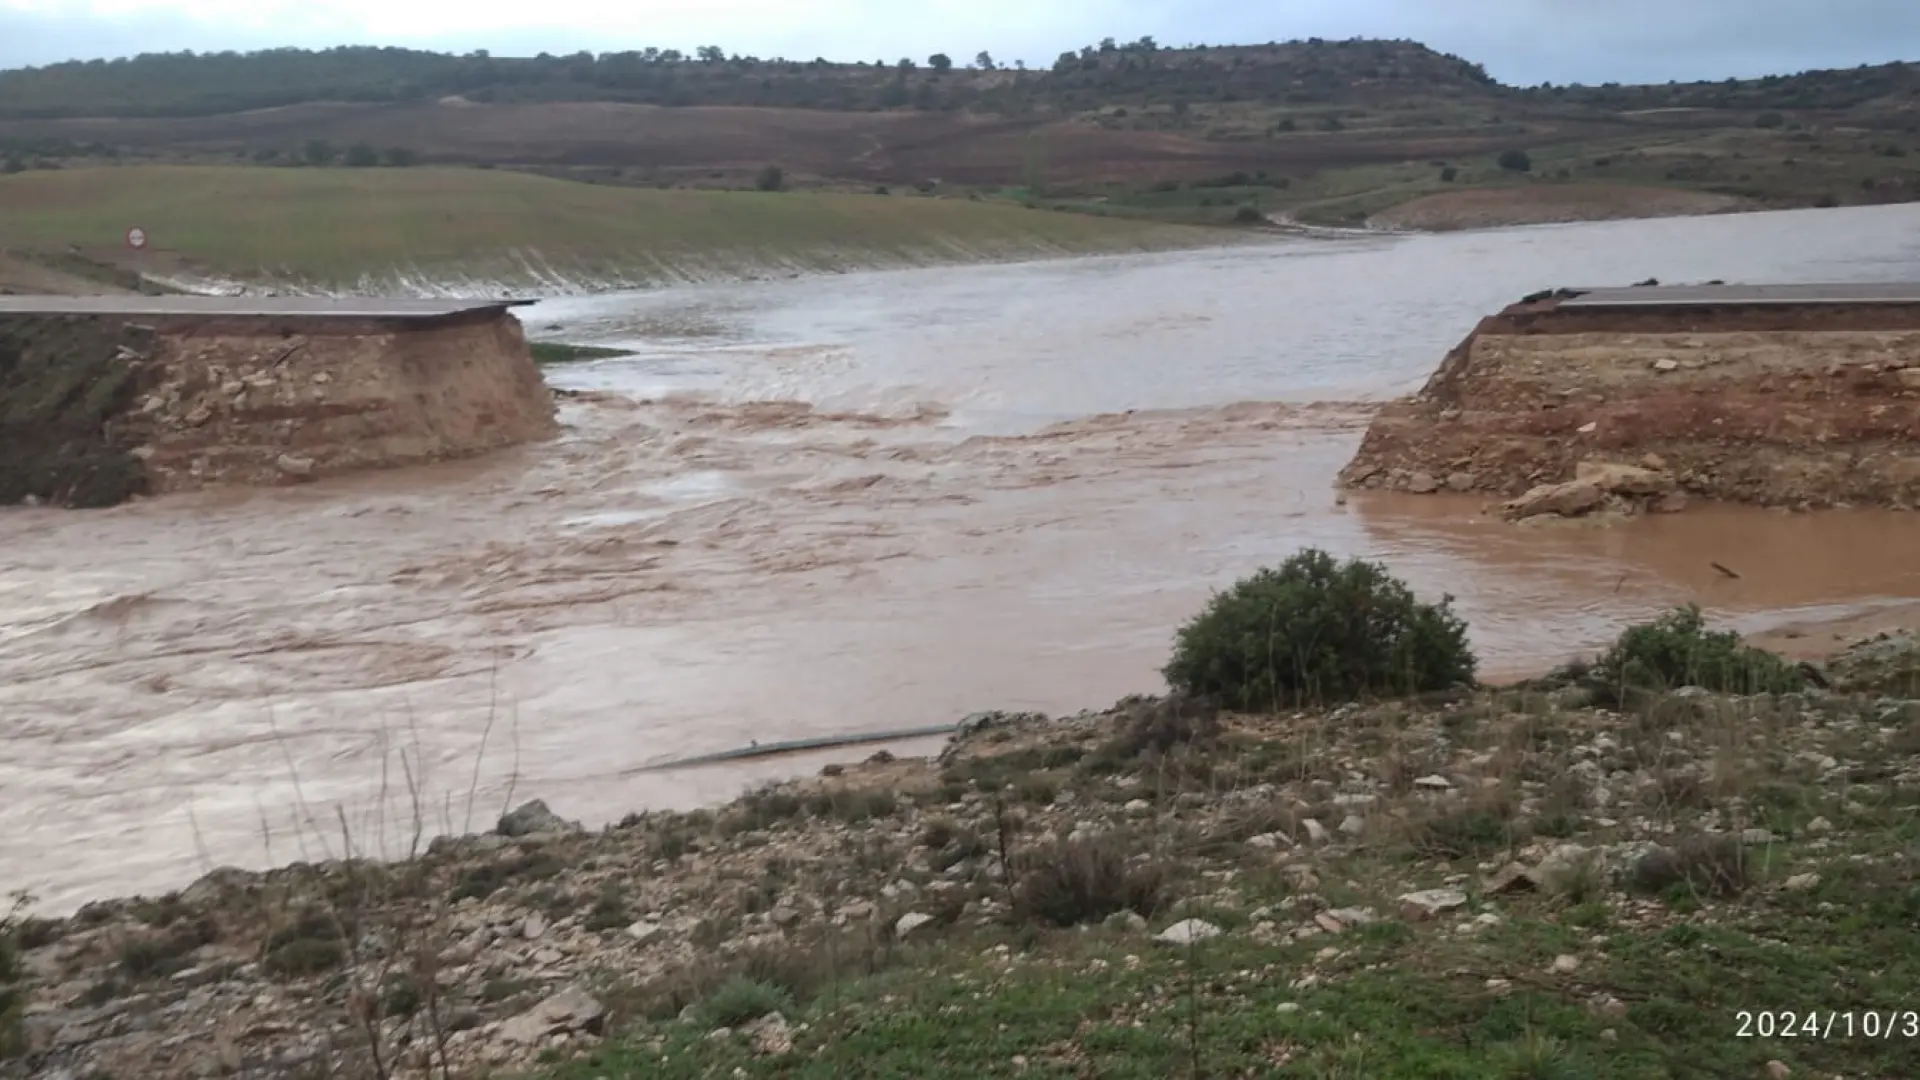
xmin=1735 ymin=1010 xmax=1920 ymax=1039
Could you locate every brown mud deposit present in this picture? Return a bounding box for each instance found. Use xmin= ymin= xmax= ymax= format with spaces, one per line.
xmin=0 ymin=306 xmax=557 ymax=507
xmin=1339 ymin=296 xmax=1920 ymax=512
xmin=1368 ymin=184 xmax=1745 ymax=232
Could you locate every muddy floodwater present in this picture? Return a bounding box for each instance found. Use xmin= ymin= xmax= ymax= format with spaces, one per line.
xmin=7 ymin=205 xmax=1920 ymax=913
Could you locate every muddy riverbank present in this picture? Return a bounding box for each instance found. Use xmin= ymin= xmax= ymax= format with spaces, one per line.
xmin=4 ymin=203 xmax=1920 ymax=916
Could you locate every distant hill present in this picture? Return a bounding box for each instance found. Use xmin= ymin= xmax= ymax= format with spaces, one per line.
xmin=0 ymin=39 xmax=1504 ymax=120
xmin=0 ymin=39 xmax=1914 ymax=227
xmin=2 ymin=39 xmax=1917 ymax=124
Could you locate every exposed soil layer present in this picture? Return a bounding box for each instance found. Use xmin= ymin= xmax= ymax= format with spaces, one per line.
xmin=1338 ymin=298 xmax=1920 ymax=510
xmin=0 ymin=308 xmax=558 ymax=507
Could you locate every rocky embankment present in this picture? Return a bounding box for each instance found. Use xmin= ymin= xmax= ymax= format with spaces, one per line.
xmin=4 ymin=631 xmax=1917 ymax=1079
xmin=0 ymin=306 xmax=557 ymax=508
xmin=1339 ymin=291 xmax=1920 ymax=519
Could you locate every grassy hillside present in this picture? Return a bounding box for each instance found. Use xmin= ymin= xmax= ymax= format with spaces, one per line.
xmin=0 ymin=166 xmax=1230 ymax=290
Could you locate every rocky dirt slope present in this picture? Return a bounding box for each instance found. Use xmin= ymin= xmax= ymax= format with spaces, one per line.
xmin=1339 ymin=295 xmax=1920 ymax=516
xmin=4 ymin=631 xmax=1916 ymax=1079
xmin=0 ymin=308 xmax=558 ymax=507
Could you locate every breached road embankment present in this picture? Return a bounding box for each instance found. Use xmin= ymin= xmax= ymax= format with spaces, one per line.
xmin=1339 ymin=285 xmax=1920 ymax=516
xmin=0 ymin=299 xmax=557 ymax=508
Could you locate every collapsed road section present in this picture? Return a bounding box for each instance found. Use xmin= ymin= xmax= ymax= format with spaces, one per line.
xmin=1338 ymin=282 xmax=1920 ymax=519
xmin=0 ymin=296 xmax=559 ymax=508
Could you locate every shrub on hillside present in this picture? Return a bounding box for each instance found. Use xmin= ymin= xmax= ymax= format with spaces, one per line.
xmin=1014 ymin=832 xmax=1166 ymax=927
xmin=1497 ymin=149 xmax=1532 ymax=172
xmin=1162 ymin=548 xmax=1476 ymax=710
xmin=1594 ymin=605 xmax=1803 ymax=700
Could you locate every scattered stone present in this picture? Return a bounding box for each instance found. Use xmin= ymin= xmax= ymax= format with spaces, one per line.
xmin=1338 ymin=814 xmax=1366 ymax=836
xmin=1276 ymin=1002 xmax=1301 ymax=1015
xmin=742 ymin=1011 xmax=792 ymax=1056
xmin=496 ymin=986 xmax=606 ymax=1046
xmin=626 ymin=920 xmax=664 ymax=944
xmin=1766 ymin=1060 xmax=1792 ymax=1079
xmin=1741 ymin=828 xmax=1777 ymax=846
xmin=1445 ymin=471 xmax=1475 ymax=492
xmin=1301 ymin=818 xmax=1331 ymax=844
xmin=894 ymin=912 xmax=936 ymax=939
xmin=1398 ymin=888 xmax=1469 ymax=921
xmin=1104 ymin=910 xmax=1149 ymax=933
xmin=1153 ymin=919 xmax=1222 ymax=947
xmin=1783 ymin=873 xmax=1821 ymax=892
xmin=1502 ymin=462 xmax=1674 ymax=522
xmin=1483 ymin=862 xmax=1538 ymax=894
xmin=1412 ymin=774 xmax=1453 ymax=790
xmin=274 ymin=453 xmax=315 ymax=478
xmin=1406 ymin=471 xmax=1440 ymax=494
xmin=1550 ymin=954 xmax=1581 ymax=975
xmin=1805 ymin=816 xmax=1833 ymax=835
xmin=1651 ymin=358 xmax=1680 ymax=373
xmin=496 ymin=799 xmax=582 ymax=838
xmin=1124 ymin=798 xmax=1152 ymax=816
xmin=521 ymin=912 xmax=548 ymax=940
xmin=1326 ymin=906 xmax=1378 ymax=927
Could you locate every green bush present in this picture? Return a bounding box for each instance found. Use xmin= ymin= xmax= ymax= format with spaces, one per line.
xmin=1594 ymin=605 xmax=1803 ymax=700
xmin=1497 ymin=149 xmax=1532 ymax=172
xmin=698 ymin=976 xmax=792 ymax=1028
xmin=1162 ymin=548 xmax=1476 ymax=710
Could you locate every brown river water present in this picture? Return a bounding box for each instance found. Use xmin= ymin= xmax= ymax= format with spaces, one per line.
xmin=7 ymin=205 xmax=1920 ymax=914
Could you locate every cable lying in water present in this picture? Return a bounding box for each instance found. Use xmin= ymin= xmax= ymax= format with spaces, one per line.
xmin=626 ymin=723 xmax=961 ymax=773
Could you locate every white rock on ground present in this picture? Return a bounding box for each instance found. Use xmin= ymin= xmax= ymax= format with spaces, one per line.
xmin=1153 ymin=919 xmax=1222 ymax=947
xmin=496 ymin=985 xmax=605 ymax=1046
xmin=1398 ymin=888 xmax=1469 ymax=921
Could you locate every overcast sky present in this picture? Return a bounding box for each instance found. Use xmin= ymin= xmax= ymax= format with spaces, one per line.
xmin=1 ymin=0 xmax=1915 ymax=87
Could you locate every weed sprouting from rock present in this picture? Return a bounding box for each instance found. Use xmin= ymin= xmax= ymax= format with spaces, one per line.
xmin=1162 ymin=547 xmax=1476 ymax=710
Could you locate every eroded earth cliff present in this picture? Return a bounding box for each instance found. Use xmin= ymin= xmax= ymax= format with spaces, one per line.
xmin=1339 ymin=294 xmax=1920 ymax=516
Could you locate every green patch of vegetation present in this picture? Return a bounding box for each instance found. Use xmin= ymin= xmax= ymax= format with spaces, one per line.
xmin=1593 ymin=605 xmax=1804 ymax=702
xmin=0 ymin=166 xmax=1226 ymax=289
xmin=537 ymin=864 xmax=1920 ymax=1080
xmin=261 ymin=906 xmax=350 ymax=979
xmin=528 ymin=342 xmax=634 ymax=366
xmin=697 ymin=977 xmax=794 ymax=1029
xmin=1163 ymin=546 xmax=1476 ymax=710
xmin=0 ymin=316 xmax=158 ymax=508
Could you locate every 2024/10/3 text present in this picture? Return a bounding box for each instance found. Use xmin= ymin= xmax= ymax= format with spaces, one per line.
xmin=1735 ymin=1011 xmax=1920 ymax=1039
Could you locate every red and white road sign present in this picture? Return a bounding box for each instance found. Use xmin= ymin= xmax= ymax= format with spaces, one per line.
xmin=125 ymin=226 xmax=147 ymax=250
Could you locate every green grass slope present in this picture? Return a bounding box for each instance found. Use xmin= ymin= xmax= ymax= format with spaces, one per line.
xmin=0 ymin=166 xmax=1232 ymax=290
